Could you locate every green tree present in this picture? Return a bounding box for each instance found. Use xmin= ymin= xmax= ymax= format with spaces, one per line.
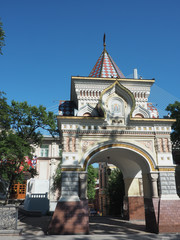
xmin=51 ymin=161 xmax=61 ymax=196
xmin=107 ymin=168 xmax=125 ymax=216
xmin=87 ymin=165 xmax=96 ymax=200
xmin=166 ymin=101 xmax=180 ymax=196
xmin=0 ymin=131 xmax=33 ymax=200
xmin=166 ymin=101 xmax=180 ymax=143
xmin=0 ymin=19 xmax=5 ymax=55
xmin=0 ymin=92 xmax=11 ymax=130
xmin=9 ymin=100 xmax=58 ymax=144
xmin=94 ymin=167 xmax=99 ymax=179
xmin=51 ymin=148 xmax=62 ymax=198
xmin=0 ymin=92 xmax=58 ymax=201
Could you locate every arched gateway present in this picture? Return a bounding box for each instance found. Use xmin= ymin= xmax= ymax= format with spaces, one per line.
xmin=49 ymin=40 xmax=180 ymax=234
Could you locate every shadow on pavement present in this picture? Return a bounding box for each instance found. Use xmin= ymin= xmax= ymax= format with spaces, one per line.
xmin=89 ymin=216 xmax=146 ymax=235
xmin=18 ymin=215 xmax=180 ymax=240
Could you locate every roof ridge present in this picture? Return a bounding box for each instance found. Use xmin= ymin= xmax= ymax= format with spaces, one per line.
xmin=100 ymin=48 xmax=106 ymax=77
xmin=105 ymin=50 xmax=119 ymax=78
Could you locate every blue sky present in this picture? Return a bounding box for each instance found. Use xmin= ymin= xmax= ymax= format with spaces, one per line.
xmin=1 ymin=0 xmax=180 ymax=116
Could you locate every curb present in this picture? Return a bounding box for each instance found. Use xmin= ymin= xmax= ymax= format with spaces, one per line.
xmin=0 ymin=229 xmax=21 ymax=236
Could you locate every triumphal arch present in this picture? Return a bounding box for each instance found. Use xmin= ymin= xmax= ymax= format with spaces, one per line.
xmin=49 ymin=40 xmax=180 ymax=234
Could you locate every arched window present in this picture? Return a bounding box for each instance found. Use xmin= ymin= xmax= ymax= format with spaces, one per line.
xmin=134 ymin=113 xmax=144 ymax=118
xmin=83 ymin=112 xmax=92 ymax=117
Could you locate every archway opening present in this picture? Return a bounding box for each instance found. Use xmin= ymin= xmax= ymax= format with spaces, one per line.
xmin=84 ymin=145 xmax=153 ymax=233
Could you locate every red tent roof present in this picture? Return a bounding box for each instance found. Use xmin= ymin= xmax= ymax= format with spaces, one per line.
xmin=89 ymin=47 xmax=125 ymax=78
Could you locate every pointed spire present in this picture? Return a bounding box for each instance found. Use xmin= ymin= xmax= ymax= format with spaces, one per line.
xmin=89 ymin=36 xmax=125 ymax=79
xmin=103 ymin=33 xmax=106 ymax=49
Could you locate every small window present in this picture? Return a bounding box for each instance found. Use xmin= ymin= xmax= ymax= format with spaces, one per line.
xmin=40 ymin=145 xmax=49 ymax=157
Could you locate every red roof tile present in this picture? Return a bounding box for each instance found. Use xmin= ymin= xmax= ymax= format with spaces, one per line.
xmin=89 ymin=48 xmax=125 ymax=78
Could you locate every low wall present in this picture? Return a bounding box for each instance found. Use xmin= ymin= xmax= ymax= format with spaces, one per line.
xmin=24 ymin=193 xmax=49 ymax=215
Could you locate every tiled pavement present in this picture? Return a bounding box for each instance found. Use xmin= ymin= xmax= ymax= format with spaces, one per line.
xmin=1 ymin=215 xmax=180 ymax=240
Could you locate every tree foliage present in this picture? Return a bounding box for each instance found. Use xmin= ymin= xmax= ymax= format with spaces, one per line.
xmin=0 ymin=92 xmax=11 ymax=129
xmin=51 ymin=160 xmax=61 ymax=195
xmin=107 ymin=168 xmax=125 ymax=216
xmin=0 ymin=19 xmax=5 ymax=55
xmin=51 ymin=149 xmax=62 ymax=198
xmin=87 ymin=165 xmax=96 ymax=200
xmin=0 ymin=92 xmax=58 ymax=200
xmin=0 ymin=131 xmax=31 ymax=180
xmin=9 ymin=100 xmax=58 ymax=144
xmin=93 ymin=167 xmax=99 ymax=179
xmin=0 ymin=92 xmax=58 ymax=142
xmin=166 ymin=101 xmax=180 ymax=143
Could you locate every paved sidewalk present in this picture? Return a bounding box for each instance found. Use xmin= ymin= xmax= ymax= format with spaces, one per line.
xmin=1 ymin=215 xmax=180 ymax=240
xmin=2 ymin=233 xmax=180 ymax=240
xmin=89 ymin=216 xmax=147 ymax=235
xmin=18 ymin=215 xmax=149 ymax=236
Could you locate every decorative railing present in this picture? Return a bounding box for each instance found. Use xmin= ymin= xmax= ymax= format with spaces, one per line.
xmin=28 ymin=193 xmax=48 ymax=198
xmin=0 ymin=204 xmax=18 ymax=230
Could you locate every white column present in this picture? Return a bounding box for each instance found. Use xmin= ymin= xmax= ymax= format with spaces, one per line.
xmin=79 ymin=173 xmax=87 ymax=199
xmin=150 ymin=173 xmax=159 ymax=198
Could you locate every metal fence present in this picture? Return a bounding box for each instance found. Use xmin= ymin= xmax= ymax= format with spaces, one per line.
xmin=0 ymin=204 xmax=18 ymax=230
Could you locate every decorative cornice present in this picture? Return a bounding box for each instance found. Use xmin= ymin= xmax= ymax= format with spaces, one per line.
xmin=57 ymin=116 xmax=104 ymax=120
xmin=71 ymin=76 xmax=155 ymax=83
xmin=158 ymin=168 xmax=175 ymax=172
xmin=62 ymin=130 xmax=170 ymax=136
xmin=61 ymin=166 xmax=175 ymax=172
xmin=61 ymin=167 xmax=84 ymax=172
xmin=37 ymin=157 xmax=61 ymax=160
xmin=130 ymin=118 xmax=176 ymax=123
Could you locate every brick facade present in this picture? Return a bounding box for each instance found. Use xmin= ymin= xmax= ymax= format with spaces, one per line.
xmin=123 ymin=196 xmax=145 ymax=220
xmin=128 ymin=196 xmax=145 ymax=220
xmin=144 ymin=198 xmax=180 ymax=233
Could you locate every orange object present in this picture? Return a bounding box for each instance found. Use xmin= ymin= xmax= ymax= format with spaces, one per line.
xmin=10 ymin=182 xmax=26 ymax=199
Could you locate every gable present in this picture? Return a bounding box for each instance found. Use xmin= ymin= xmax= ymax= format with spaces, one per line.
xmin=99 ymin=81 xmax=135 ymax=125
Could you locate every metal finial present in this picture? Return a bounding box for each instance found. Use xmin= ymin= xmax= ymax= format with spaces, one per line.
xmin=103 ymin=33 xmax=106 ymax=48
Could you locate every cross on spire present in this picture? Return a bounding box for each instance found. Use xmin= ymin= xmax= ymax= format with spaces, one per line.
xmin=89 ymin=36 xmax=125 ymax=78
xmin=103 ymin=33 xmax=106 ymax=49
